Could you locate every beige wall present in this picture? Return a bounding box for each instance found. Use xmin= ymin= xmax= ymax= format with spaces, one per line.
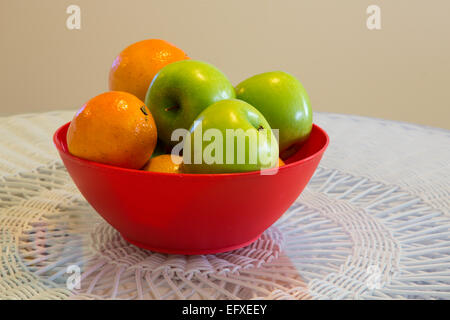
xmin=1 ymin=0 xmax=449 ymax=129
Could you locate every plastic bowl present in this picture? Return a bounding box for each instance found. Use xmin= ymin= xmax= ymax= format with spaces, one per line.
xmin=54 ymin=122 xmax=329 ymax=254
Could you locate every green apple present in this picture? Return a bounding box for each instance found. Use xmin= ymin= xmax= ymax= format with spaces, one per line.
xmin=235 ymin=71 xmax=312 ymax=157
xmin=150 ymin=139 xmax=167 ymax=158
xmin=182 ymin=99 xmax=279 ymax=174
xmin=145 ymin=60 xmax=235 ymax=146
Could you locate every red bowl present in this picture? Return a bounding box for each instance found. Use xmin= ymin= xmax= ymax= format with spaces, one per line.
xmin=54 ymin=122 xmax=329 ymax=254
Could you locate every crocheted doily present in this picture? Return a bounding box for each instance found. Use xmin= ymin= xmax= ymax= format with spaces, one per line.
xmin=0 ymin=111 xmax=449 ymax=299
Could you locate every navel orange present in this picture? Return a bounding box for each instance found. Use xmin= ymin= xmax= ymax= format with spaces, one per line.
xmin=67 ymin=91 xmax=157 ymax=169
xmin=109 ymin=39 xmax=188 ymax=102
xmin=143 ymin=154 xmax=183 ymax=174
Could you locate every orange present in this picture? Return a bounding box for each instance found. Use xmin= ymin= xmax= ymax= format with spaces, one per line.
xmin=109 ymin=39 xmax=188 ymax=102
xmin=143 ymin=154 xmax=183 ymax=174
xmin=67 ymin=91 xmax=157 ymax=169
xmin=278 ymin=158 xmax=285 ymax=167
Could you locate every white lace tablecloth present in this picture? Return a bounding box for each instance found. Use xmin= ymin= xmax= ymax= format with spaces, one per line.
xmin=0 ymin=111 xmax=449 ymax=300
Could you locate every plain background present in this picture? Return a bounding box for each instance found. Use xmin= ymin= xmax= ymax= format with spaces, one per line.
xmin=0 ymin=0 xmax=449 ymax=129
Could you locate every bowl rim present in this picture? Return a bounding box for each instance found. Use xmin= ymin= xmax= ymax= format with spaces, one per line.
xmin=54 ymin=122 xmax=329 ymax=178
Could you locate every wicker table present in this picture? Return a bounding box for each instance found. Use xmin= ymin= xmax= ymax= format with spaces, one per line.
xmin=0 ymin=111 xmax=449 ymax=299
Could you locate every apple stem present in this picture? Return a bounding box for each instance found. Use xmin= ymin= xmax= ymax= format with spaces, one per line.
xmin=164 ymin=105 xmax=179 ymax=112
xmin=257 ymin=125 xmax=264 ymax=131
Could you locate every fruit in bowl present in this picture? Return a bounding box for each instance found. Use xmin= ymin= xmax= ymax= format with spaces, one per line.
xmin=66 ymin=91 xmax=157 ymax=170
xmin=109 ymin=39 xmax=189 ymax=102
xmin=145 ymin=59 xmax=236 ymax=147
xmin=54 ymin=122 xmax=329 ymax=254
xmin=144 ymin=154 xmax=183 ymax=174
xmin=182 ymin=99 xmax=279 ymax=174
xmin=236 ymin=71 xmax=312 ymax=158
xmin=55 ymin=38 xmax=329 ymax=254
